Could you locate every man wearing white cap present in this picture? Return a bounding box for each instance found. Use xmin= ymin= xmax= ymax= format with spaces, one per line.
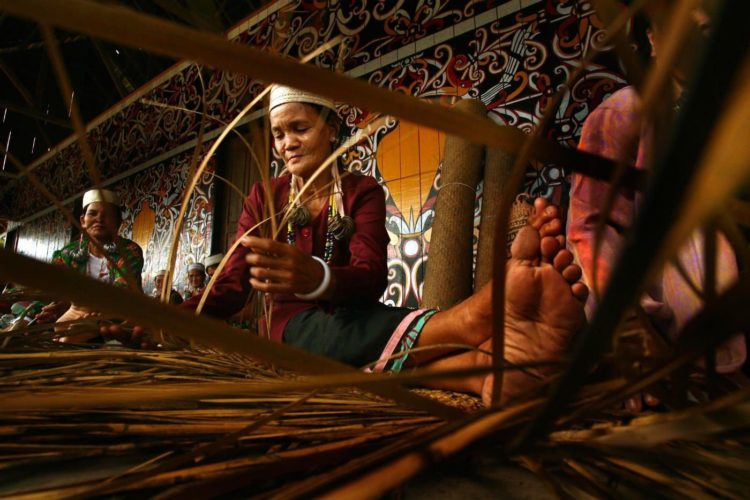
xmin=204 ymin=253 xmax=224 ymax=278
xmin=185 ymin=262 xmax=206 ymax=299
xmin=153 ymin=270 xmax=183 ymax=305
xmin=35 ymin=188 xmax=144 ymax=333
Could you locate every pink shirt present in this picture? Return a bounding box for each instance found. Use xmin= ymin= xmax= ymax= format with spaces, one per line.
xmin=568 ymin=86 xmax=648 ymax=311
xmin=567 ymin=86 xmax=745 ymax=372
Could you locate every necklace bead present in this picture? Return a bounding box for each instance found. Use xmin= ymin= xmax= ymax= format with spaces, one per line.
xmin=287 ymin=181 xmax=337 ymax=264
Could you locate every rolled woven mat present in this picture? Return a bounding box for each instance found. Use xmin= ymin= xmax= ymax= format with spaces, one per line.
xmin=421 ymin=99 xmax=486 ymax=310
xmin=474 ymin=147 xmax=515 ymax=289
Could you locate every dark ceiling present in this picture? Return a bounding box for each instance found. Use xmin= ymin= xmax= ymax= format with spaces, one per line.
xmin=0 ymin=0 xmax=265 ymax=171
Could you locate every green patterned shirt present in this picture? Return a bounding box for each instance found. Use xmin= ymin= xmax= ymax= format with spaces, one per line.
xmin=51 ymin=236 xmax=144 ymax=291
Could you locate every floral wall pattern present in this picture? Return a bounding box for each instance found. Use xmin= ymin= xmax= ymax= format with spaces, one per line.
xmin=7 ymin=0 xmax=627 ymax=308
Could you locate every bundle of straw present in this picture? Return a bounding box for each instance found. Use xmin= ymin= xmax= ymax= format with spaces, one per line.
xmin=0 ymin=335 xmax=748 ymax=497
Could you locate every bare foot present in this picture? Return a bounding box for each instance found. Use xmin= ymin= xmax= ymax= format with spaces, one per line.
xmin=420 ymin=198 xmax=587 ymax=405
xmin=478 ymin=197 xmax=587 ymax=405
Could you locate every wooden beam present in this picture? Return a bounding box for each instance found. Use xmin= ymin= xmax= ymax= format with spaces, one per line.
xmin=0 ymin=58 xmax=55 ymax=144
xmin=0 ymin=98 xmax=72 ymax=129
xmin=91 ymin=38 xmax=134 ymax=98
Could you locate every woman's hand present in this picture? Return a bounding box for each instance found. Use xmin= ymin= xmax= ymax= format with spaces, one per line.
xmin=241 ymin=236 xmax=330 ymax=298
xmin=34 ymin=301 xmax=70 ymax=323
xmin=99 ymin=321 xmax=159 ymax=349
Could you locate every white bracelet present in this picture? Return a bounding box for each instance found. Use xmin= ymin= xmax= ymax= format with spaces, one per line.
xmin=294 ymin=256 xmax=331 ymax=300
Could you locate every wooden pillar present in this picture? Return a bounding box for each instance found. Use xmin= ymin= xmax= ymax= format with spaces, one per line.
xmin=421 ymin=99 xmax=485 ymax=310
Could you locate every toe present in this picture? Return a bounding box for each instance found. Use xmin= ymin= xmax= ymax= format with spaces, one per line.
xmin=562 ymin=264 xmax=582 ymax=283
xmin=533 ymin=196 xmax=550 ymax=216
xmin=539 ymin=217 xmax=562 ymax=238
xmin=529 ymin=198 xmax=557 ymax=228
xmin=553 ymin=249 xmax=574 ymax=272
xmin=540 ymin=235 xmax=560 ymax=261
xmin=571 ymin=282 xmax=589 ymax=302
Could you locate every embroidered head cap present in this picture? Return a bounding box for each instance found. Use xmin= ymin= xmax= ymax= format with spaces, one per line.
xmin=187 ymin=262 xmax=205 ymax=273
xmin=269 ymin=85 xmax=336 ymax=112
xmin=82 ymin=189 xmax=120 ymax=210
xmin=204 ymin=254 xmax=224 ymax=268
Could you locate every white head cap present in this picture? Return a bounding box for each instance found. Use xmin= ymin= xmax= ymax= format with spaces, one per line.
xmin=82 ymin=188 xmax=120 ymax=210
xmin=269 ymin=85 xmax=336 ymax=112
xmin=188 ymin=262 xmax=205 ymax=273
xmin=155 ymin=269 xmax=167 ymax=277
xmin=204 ymin=253 xmax=224 ymax=268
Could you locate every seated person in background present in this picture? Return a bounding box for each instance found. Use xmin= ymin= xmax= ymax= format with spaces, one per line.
xmin=567 ymin=5 xmax=745 ymax=410
xmin=183 ymin=85 xmax=589 ymax=405
xmin=152 ymin=270 xmax=183 ymax=305
xmin=184 ymin=263 xmax=206 ymax=299
xmin=35 ymin=189 xmax=144 ymax=340
xmin=204 ymin=253 xmax=224 ymax=278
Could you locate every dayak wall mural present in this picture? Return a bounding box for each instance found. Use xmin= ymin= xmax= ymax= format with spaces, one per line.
xmin=117 ymin=151 xmax=216 ymax=295
xmin=8 ymin=0 xmax=627 ymax=308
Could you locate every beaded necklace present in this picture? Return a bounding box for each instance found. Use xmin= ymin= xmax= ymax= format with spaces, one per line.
xmin=286 ymin=167 xmax=355 ymax=263
xmin=286 ymin=185 xmax=337 ymax=263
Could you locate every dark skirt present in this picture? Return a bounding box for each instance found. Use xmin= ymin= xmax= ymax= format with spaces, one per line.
xmin=283 ymin=304 xmax=412 ymax=368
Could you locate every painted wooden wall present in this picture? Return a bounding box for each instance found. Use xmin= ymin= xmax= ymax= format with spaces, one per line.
xmin=7 ymin=0 xmax=627 ymax=308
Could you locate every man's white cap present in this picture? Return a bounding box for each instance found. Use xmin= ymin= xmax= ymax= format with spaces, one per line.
xmin=204 ymin=253 xmax=224 ymax=268
xmin=82 ymin=188 xmax=120 ymax=209
xmin=188 ymin=262 xmax=205 ymax=272
xmin=155 ymin=269 xmax=167 ymax=277
xmin=269 ymin=85 xmax=336 ymax=112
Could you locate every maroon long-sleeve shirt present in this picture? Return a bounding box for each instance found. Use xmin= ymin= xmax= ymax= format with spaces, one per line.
xmin=184 ymin=172 xmax=389 ymax=343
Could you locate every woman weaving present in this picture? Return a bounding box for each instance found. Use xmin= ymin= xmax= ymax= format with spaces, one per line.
xmin=185 ymin=85 xmax=589 ymax=405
